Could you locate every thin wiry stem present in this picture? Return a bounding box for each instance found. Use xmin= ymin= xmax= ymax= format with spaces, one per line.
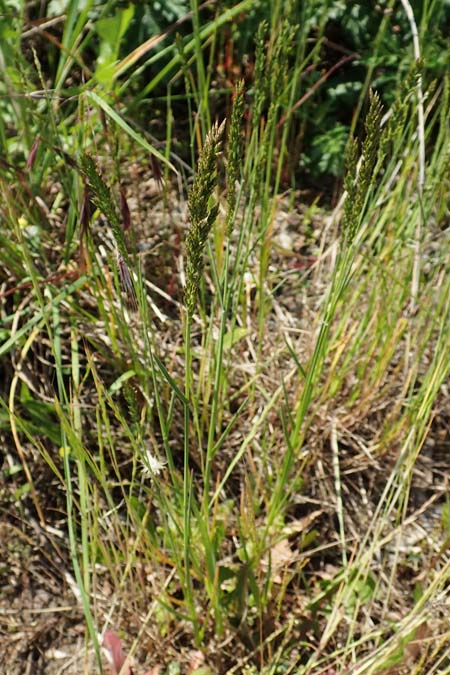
xmin=399 ymin=0 xmax=425 ymax=314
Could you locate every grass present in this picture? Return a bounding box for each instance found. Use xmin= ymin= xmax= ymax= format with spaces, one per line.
xmin=1 ymin=1 xmax=450 ymax=674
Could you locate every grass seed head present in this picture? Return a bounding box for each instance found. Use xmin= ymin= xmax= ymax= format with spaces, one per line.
xmin=253 ymin=21 xmax=268 ymax=127
xmin=226 ymin=79 xmax=245 ymax=236
xmin=80 ymin=153 xmax=128 ymax=259
xmin=119 ymin=185 xmax=131 ymax=231
xmin=185 ymin=120 xmax=225 ymax=316
xmin=343 ymin=136 xmax=359 ymax=240
xmin=26 ymin=134 xmax=41 ymax=171
xmin=117 ymin=252 xmax=137 ymax=309
xmin=343 ymin=90 xmax=383 ymax=243
xmin=79 ymin=185 xmax=92 ymax=241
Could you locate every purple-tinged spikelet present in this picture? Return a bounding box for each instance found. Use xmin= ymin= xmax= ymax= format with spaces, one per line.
xmin=117 ymin=251 xmax=137 ymax=309
xmin=150 ymin=154 xmax=164 ymax=190
xmin=119 ymin=186 xmax=131 ymax=231
xmin=26 ymin=135 xmax=41 ymax=171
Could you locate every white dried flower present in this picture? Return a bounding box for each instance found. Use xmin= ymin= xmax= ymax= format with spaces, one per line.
xmin=141 ymin=448 xmax=166 ymax=478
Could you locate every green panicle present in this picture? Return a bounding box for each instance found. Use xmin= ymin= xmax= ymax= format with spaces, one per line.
xmin=252 ymin=19 xmax=296 ymax=131
xmin=123 ymin=381 xmax=140 ymax=431
xmin=253 ymin=21 xmax=268 ymax=129
xmin=381 ymin=66 xmax=418 ymax=159
xmin=226 ymin=80 xmax=245 ymax=236
xmin=382 ymin=90 xmax=408 ymax=158
xmin=358 ymin=90 xmax=383 ymax=192
xmin=343 ymin=136 xmax=359 ymax=240
xmin=80 ymin=153 xmax=128 ymax=260
xmin=269 ymin=20 xmax=296 ymax=109
xmin=185 ymin=121 xmax=225 ymax=316
xmin=343 ymin=91 xmax=383 ymax=243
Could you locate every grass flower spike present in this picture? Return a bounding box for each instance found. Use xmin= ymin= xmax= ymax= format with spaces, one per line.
xmin=226 ymin=80 xmax=245 ymax=236
xmin=185 ymin=120 xmax=225 ymax=316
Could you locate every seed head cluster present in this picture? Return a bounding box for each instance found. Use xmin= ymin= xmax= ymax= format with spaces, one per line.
xmin=185 ymin=121 xmax=225 ymax=316
xmin=226 ymin=80 xmax=245 ymax=236
xmin=344 ymin=90 xmax=383 ymax=243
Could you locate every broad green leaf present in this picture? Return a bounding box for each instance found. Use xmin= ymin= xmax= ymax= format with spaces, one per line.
xmin=95 ymin=5 xmax=135 ymax=86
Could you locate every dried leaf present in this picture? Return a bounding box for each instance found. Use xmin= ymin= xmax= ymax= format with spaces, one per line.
xmin=26 ymin=134 xmax=41 ymax=171
xmin=117 ymin=252 xmax=137 ymax=309
xmin=103 ymin=630 xmax=132 ymax=675
xmin=120 ymin=186 xmax=131 ymax=230
xmin=150 ymin=153 xmax=163 ymax=189
xmin=187 ymin=650 xmax=205 ymax=672
xmin=261 ymin=539 xmax=295 ymax=583
xmin=282 ymin=510 xmax=323 ymax=536
xmin=79 ymin=185 xmax=92 ymax=240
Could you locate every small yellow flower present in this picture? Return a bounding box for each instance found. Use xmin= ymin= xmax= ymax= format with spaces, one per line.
xmin=59 ymin=446 xmax=71 ymax=458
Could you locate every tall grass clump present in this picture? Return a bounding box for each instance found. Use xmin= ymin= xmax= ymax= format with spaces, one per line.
xmin=1 ymin=2 xmax=449 ymax=674
xmin=183 ymin=119 xmax=225 ymax=637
